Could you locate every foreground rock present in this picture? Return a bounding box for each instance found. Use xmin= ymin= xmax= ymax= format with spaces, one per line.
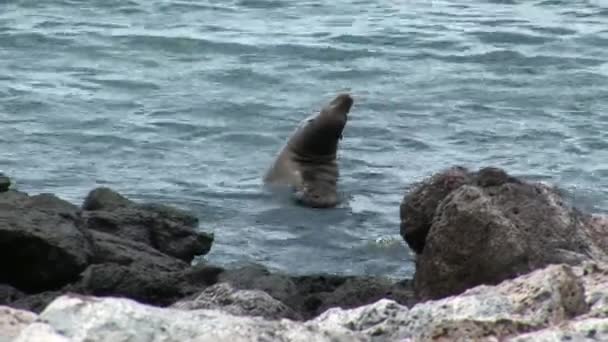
xmin=14 ymin=261 xmax=608 ymax=341
xmin=0 ymin=306 xmax=36 ymax=342
xmin=401 ymin=166 xmax=608 ymax=300
xmin=172 ymin=282 xmax=302 ymax=320
xmin=14 ymin=295 xmax=365 ymax=342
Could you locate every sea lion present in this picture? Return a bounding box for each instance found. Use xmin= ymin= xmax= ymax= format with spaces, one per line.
xmin=264 ymin=93 xmax=353 ymax=208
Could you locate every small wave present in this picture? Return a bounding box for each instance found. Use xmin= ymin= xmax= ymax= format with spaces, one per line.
xmin=206 ymin=131 xmax=280 ymax=146
xmin=419 ymin=49 xmax=605 ymax=69
xmin=469 ymin=30 xmax=554 ymax=45
xmin=81 ymin=77 xmax=160 ymax=91
xmin=237 ymin=0 xmax=290 ymax=9
xmin=111 ymin=34 xmax=259 ymax=56
xmin=271 ymin=43 xmax=376 ymax=62
xmin=207 ymin=67 xmax=284 ymax=86
xmin=0 ymin=31 xmax=74 ymax=49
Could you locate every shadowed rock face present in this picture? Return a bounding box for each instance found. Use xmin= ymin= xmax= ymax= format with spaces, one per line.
xmin=399 ymin=166 xmax=473 ymax=254
xmin=0 ymin=191 xmax=93 ymax=292
xmin=0 ymin=184 xmax=215 ymax=312
xmin=400 ymin=166 xmax=608 ymax=300
xmin=82 ymin=187 xmax=214 ymax=262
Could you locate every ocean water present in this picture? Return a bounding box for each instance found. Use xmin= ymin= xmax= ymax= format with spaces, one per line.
xmin=1 ymin=0 xmax=607 ymax=279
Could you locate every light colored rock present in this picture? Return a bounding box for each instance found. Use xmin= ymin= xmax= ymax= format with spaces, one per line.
xmin=0 ymin=306 xmax=37 ymax=342
xmin=574 ymin=261 xmax=608 ymax=318
xmin=313 ymin=264 xmax=588 ymax=341
xmin=170 ymin=282 xmax=301 ymax=320
xmin=14 ymin=294 xmax=364 ymax=342
xmin=13 ymin=262 xmax=608 ymax=342
xmin=508 ymin=317 xmax=608 ymax=341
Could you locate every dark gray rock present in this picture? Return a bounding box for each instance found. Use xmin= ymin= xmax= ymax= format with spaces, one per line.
xmin=0 ymin=284 xmax=24 ymax=305
xmin=89 ymin=230 xmax=189 ymax=272
xmin=0 ymin=174 xmax=10 ymax=192
xmin=0 ymin=191 xmax=93 ymax=292
xmin=82 ymin=187 xmax=133 ymax=211
xmin=407 ymin=166 xmax=607 ymax=300
xmin=400 ymin=166 xmax=473 ymax=253
xmin=216 ymin=263 xmax=416 ymax=320
xmin=76 ymin=263 xmax=186 ymax=307
xmin=8 ymin=290 xmax=66 ymax=313
xmin=81 ymin=188 xmax=213 ymax=262
xmin=218 ymin=263 xmax=298 ymax=304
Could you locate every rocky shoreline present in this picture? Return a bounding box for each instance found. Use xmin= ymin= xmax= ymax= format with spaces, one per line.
xmin=1 ymin=167 xmax=607 ymax=341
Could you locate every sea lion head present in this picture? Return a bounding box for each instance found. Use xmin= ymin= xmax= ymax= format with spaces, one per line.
xmin=288 ymin=93 xmax=353 ymax=159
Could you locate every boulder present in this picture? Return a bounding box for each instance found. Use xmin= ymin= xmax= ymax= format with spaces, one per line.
xmin=81 ymin=187 xmax=213 ymax=262
xmin=0 ymin=306 xmax=37 ymax=342
xmin=314 ymin=264 xmax=588 ymax=341
xmin=0 ymin=284 xmax=24 ymax=306
xmin=75 ymin=263 xmax=187 ymax=307
xmin=171 ymin=282 xmax=301 ymax=320
xmin=400 ymin=165 xmax=473 ymax=253
xmin=8 ymin=290 xmax=67 ymax=314
xmin=400 ymin=166 xmax=608 ymax=300
xmin=89 ymin=230 xmax=188 ymax=272
xmin=81 ymin=187 xmax=133 ymax=211
xmin=0 ymin=173 xmax=11 ymax=192
xmin=14 ymin=295 xmax=364 ymax=342
xmin=0 ymin=191 xmax=93 ymax=292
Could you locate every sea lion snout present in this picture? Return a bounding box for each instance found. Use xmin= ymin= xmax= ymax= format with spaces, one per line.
xmin=328 ymin=93 xmax=353 ymax=114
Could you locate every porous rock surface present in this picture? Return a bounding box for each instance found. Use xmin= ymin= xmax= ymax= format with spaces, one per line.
xmin=401 ymin=166 xmax=608 ymax=300
xmin=0 ymin=306 xmax=36 ymax=342
xmin=171 ymin=282 xmax=302 ymax=320
xmin=14 ymin=295 xmax=365 ymax=342
xmin=13 ymin=261 xmax=608 ymax=341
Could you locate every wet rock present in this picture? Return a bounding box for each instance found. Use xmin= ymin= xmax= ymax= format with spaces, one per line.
xmin=218 ymin=263 xmax=298 ymax=303
xmin=138 ymin=202 xmax=199 ymax=228
xmin=8 ymin=290 xmax=66 ymax=314
xmin=171 ymin=282 xmax=301 ymax=320
xmin=14 ymin=295 xmax=364 ymax=342
xmin=0 ymin=174 xmax=10 ymax=192
xmin=0 ymin=191 xmax=93 ymax=292
xmin=401 ymin=166 xmax=607 ymax=300
xmin=180 ymin=263 xmax=225 ymax=289
xmin=75 ymin=263 xmax=186 ymax=307
xmin=0 ymin=306 xmax=37 ymax=342
xmin=305 ymin=277 xmax=415 ymax=318
xmin=400 ymin=166 xmax=473 ymax=253
xmin=89 ymin=230 xmax=188 ymax=273
xmin=81 ymin=187 xmax=133 ymax=211
xmin=217 ymin=263 xmax=416 ymax=320
xmin=0 ymin=284 xmax=24 ymax=306
xmin=81 ymin=188 xmax=213 ymax=262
